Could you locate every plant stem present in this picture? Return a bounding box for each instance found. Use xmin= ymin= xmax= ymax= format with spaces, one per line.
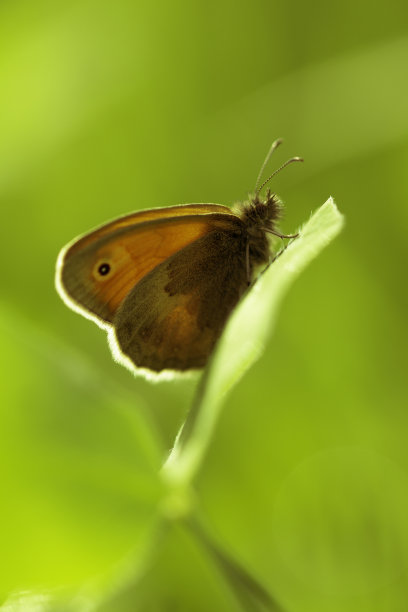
xmin=186 ymin=517 xmax=286 ymax=612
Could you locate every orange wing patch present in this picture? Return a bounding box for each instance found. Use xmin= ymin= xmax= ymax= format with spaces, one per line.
xmin=58 ymin=212 xmax=239 ymax=324
xmin=87 ymin=220 xmax=215 ymax=316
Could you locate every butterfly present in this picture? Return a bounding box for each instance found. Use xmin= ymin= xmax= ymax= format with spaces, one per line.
xmin=56 ymin=140 xmax=302 ymax=377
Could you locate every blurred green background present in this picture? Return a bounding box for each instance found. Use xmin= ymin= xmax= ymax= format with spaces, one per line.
xmin=1 ymin=0 xmax=408 ymax=610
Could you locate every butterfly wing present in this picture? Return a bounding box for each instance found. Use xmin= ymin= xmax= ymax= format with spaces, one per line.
xmin=62 ymin=203 xmax=234 ymax=254
xmin=57 ymin=204 xmax=236 ymax=325
xmin=113 ymin=225 xmax=249 ymax=372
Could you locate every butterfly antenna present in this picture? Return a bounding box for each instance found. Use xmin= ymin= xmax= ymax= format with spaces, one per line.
xmin=255 ymin=156 xmax=303 ymax=197
xmin=254 ymin=138 xmax=283 ymax=193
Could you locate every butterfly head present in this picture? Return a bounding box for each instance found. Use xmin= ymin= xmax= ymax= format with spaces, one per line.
xmin=241 ymin=189 xmax=282 ymax=236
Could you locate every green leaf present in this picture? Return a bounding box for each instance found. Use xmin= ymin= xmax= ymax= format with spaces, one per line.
xmin=163 ymin=198 xmax=344 ymax=487
xmin=0 ymin=304 xmax=163 ymax=604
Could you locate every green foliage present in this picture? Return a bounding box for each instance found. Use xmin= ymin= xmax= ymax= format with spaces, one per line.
xmin=0 ymin=306 xmax=162 ymax=606
xmin=1 ymin=0 xmax=408 ymax=610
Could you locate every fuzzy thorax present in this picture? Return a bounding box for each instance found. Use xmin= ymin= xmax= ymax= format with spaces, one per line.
xmin=237 ymin=190 xmax=283 ymax=267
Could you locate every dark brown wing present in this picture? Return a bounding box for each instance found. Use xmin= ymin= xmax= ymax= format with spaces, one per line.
xmin=57 ymin=205 xmax=237 ymax=325
xmin=112 ymin=225 xmax=248 ymax=372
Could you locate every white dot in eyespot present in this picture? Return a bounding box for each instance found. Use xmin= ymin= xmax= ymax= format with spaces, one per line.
xmin=98 ymin=262 xmax=111 ymax=276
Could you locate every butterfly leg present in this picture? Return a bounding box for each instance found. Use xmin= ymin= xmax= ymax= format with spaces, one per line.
xmin=265 ymin=228 xmax=299 ymax=240
xmin=269 ymin=232 xmax=299 ymax=264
